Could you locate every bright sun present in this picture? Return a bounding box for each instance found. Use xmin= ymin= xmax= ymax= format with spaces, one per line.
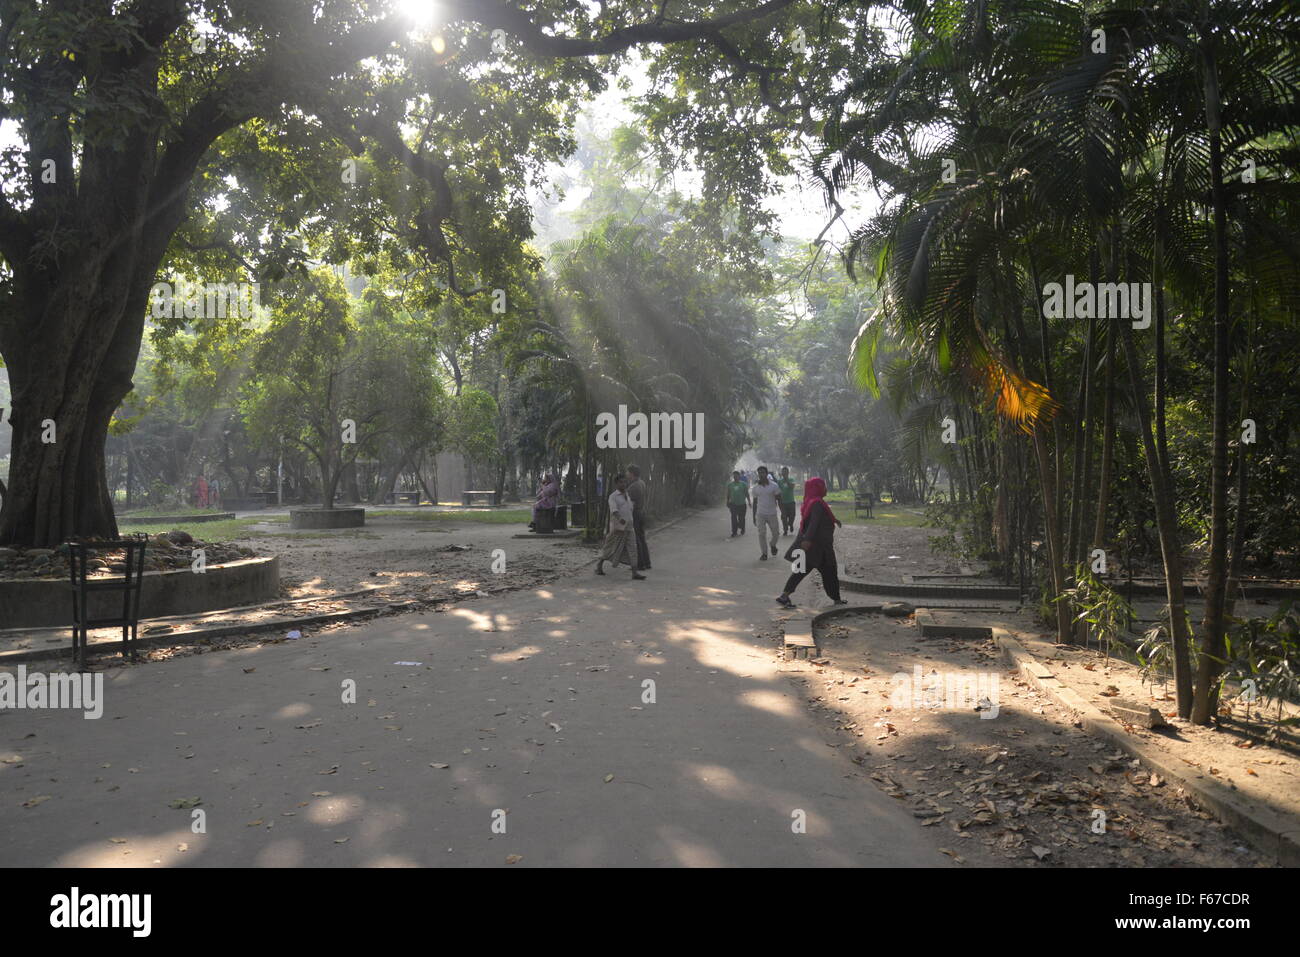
xmin=395 ymin=0 xmax=438 ymax=31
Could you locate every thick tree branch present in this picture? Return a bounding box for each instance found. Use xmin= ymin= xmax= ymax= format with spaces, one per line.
xmin=443 ymin=0 xmax=797 ymax=58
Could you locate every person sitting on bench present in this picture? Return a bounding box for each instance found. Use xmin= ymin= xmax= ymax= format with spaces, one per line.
xmin=529 ymin=473 xmax=559 ymax=529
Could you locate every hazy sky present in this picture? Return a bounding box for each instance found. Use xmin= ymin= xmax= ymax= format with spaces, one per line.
xmin=532 ymin=54 xmax=880 ymax=252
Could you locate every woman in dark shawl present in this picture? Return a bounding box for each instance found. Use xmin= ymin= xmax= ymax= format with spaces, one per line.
xmin=776 ymin=476 xmax=846 ymax=607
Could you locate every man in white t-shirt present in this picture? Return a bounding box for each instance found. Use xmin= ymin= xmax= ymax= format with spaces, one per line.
xmin=750 ymin=465 xmax=783 ymax=561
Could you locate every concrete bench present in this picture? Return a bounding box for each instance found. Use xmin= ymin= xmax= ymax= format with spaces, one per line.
xmin=462 ymin=490 xmax=500 ymax=507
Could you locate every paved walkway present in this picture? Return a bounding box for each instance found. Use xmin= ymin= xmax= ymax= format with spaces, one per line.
xmin=0 ymin=509 xmax=952 ymax=867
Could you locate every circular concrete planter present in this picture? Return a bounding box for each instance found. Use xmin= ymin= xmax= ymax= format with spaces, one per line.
xmin=0 ymin=556 xmax=280 ymax=630
xmin=289 ymin=507 xmax=365 ymax=530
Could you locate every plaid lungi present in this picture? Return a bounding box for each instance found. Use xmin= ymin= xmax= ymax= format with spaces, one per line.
xmin=598 ymin=525 xmax=639 ymax=567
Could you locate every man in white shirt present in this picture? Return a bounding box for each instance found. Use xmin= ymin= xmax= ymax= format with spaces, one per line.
xmin=750 ymin=465 xmax=783 ymax=561
xmin=595 ymin=473 xmax=646 ymax=580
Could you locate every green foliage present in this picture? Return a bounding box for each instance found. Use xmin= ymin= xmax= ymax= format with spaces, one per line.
xmin=1220 ymin=603 xmax=1300 ymax=723
xmin=1136 ymin=606 xmax=1196 ymax=698
xmin=1057 ymin=563 xmax=1136 ymax=662
xmin=449 ymin=389 xmax=502 ymax=467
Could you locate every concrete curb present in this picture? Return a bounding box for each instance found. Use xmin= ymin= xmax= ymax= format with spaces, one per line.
xmin=915 ymin=608 xmax=994 ymax=639
xmin=0 ymin=555 xmax=281 ymax=629
xmin=771 ymin=603 xmax=889 ymax=659
xmin=994 ymin=627 xmax=1300 ymax=867
xmin=0 ymin=599 xmax=418 ymax=665
xmin=841 ymin=577 xmax=1021 ymax=600
xmin=0 ymin=583 xmax=397 ymax=645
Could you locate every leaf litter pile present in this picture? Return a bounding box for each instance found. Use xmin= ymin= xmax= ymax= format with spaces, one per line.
xmin=777 ymin=611 xmax=1275 ymax=867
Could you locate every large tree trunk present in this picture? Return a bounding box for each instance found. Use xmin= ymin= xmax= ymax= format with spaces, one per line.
xmin=341 ymin=460 xmax=362 ymax=504
xmin=370 ymin=455 xmax=404 ymax=506
xmin=0 ymin=287 xmax=143 ymax=545
xmin=0 ymin=40 xmax=219 ymax=547
xmin=318 ymin=450 xmax=341 ymax=510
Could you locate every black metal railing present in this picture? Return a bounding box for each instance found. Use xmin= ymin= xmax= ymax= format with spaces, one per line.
xmin=66 ymin=534 xmax=149 ymax=666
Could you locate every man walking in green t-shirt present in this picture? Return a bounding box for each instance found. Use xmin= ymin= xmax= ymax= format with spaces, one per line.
xmin=726 ymin=471 xmax=749 ymax=537
xmin=777 ymin=466 xmax=798 ymax=534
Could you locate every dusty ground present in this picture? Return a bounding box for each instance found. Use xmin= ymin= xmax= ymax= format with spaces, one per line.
xmin=837 ymin=520 xmax=961 ymax=582
xmin=771 ymin=610 xmax=1275 ymax=867
xmin=1012 ymin=629 xmax=1299 ymax=833
xmin=240 ymin=514 xmax=597 ymax=603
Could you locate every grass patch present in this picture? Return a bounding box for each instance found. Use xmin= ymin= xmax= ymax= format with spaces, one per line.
xmin=824 ymin=489 xmax=900 ymax=505
xmin=365 ymin=508 xmax=532 ymax=524
xmin=837 ymin=507 xmax=927 ymax=528
xmin=808 ymin=490 xmax=923 ymax=527
xmin=259 ymin=529 xmax=382 ymax=540
xmin=116 ymin=517 xmax=263 ymax=540
xmin=117 ymin=505 xmax=227 ymax=517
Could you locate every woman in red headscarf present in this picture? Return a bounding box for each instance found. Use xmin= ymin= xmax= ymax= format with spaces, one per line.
xmin=777 ymin=476 xmax=846 ymax=607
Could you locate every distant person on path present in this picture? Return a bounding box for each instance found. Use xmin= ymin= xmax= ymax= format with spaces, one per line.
xmin=626 ymin=464 xmax=650 ymax=570
xmin=595 ymin=474 xmax=646 ymax=580
xmin=726 ymin=471 xmax=749 ymax=536
xmin=209 ymin=478 xmax=221 ymax=509
xmin=776 ymin=476 xmax=846 ymax=607
xmin=777 ymin=466 xmax=797 ymax=534
xmin=195 ymin=475 xmax=209 ymax=509
xmin=530 ymin=473 xmax=559 ymax=529
xmin=751 ymin=465 xmax=782 ymax=560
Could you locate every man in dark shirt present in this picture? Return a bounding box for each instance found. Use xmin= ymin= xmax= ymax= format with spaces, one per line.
xmin=626 ymin=464 xmax=650 ymax=570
